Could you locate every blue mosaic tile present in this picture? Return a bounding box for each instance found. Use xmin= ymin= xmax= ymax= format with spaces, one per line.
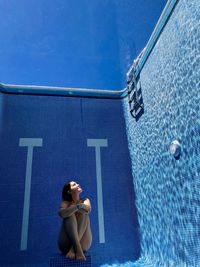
xmin=50 ymin=254 xmax=91 ymax=267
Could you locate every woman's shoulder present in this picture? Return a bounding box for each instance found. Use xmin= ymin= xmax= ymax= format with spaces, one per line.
xmin=60 ymin=200 xmax=72 ymax=208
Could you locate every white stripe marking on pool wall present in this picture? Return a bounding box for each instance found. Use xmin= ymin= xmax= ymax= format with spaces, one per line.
xmin=19 ymin=138 xmax=43 ymax=251
xmin=87 ymin=138 xmax=108 ymax=243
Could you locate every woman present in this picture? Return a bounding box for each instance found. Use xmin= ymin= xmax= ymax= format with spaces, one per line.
xmin=57 ymin=181 xmax=92 ymax=261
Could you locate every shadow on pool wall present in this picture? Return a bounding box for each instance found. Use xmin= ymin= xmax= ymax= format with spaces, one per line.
xmin=0 ymin=94 xmax=140 ymax=267
xmin=123 ymin=0 xmax=200 ymax=266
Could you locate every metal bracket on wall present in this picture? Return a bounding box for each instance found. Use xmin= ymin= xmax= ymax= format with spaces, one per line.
xmin=126 ymin=67 xmax=144 ymax=121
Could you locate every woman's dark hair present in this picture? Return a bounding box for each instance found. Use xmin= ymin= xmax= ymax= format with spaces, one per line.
xmin=62 ymin=182 xmax=72 ymax=201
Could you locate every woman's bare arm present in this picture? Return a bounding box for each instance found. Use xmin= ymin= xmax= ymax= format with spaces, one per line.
xmin=79 ymin=198 xmax=91 ymax=214
xmin=58 ymin=201 xmax=78 ymax=218
xmin=58 ymin=198 xmax=91 ymax=218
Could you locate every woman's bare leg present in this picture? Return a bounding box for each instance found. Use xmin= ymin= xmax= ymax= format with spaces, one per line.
xmin=80 ymin=217 xmax=92 ymax=252
xmin=57 ymin=222 xmax=71 ymax=255
xmin=66 ymin=212 xmax=92 ymax=260
xmin=63 ymin=214 xmax=85 ymax=260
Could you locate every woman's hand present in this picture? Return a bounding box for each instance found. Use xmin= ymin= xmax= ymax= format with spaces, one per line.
xmin=77 ymin=199 xmax=91 ymax=213
xmin=77 ymin=203 xmax=89 ymax=213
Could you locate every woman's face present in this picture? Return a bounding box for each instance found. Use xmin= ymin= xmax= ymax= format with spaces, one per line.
xmin=70 ymin=181 xmax=82 ymax=194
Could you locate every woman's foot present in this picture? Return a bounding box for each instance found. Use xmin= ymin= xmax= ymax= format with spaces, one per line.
xmin=66 ymin=248 xmax=75 ymax=259
xmin=76 ymin=250 xmax=86 ymax=261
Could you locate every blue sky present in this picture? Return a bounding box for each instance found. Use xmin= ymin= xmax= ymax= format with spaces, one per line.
xmin=0 ymin=0 xmax=167 ymax=89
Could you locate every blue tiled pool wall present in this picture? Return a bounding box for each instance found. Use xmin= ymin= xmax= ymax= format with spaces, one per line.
xmin=123 ymin=0 xmax=200 ymax=266
xmin=0 ymin=93 xmax=140 ymax=267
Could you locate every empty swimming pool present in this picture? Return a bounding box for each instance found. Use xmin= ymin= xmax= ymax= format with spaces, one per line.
xmin=0 ymin=0 xmax=199 ymax=266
